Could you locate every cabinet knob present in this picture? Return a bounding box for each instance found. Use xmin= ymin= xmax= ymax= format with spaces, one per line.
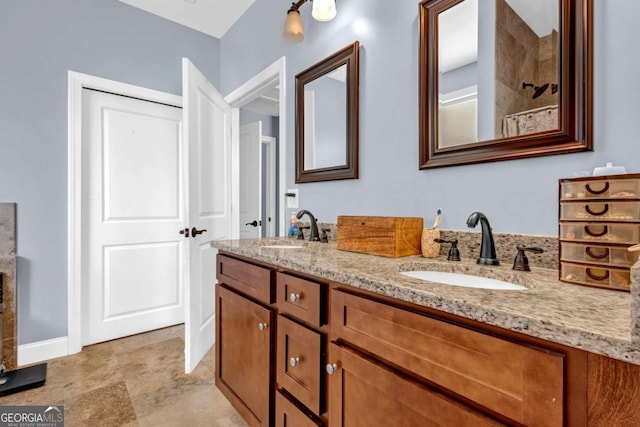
xmin=326 ymin=363 xmax=338 ymax=375
xmin=289 ymin=292 xmax=301 ymax=302
xmin=289 ymin=357 xmax=300 ymax=367
xmin=258 ymin=322 xmax=269 ymax=331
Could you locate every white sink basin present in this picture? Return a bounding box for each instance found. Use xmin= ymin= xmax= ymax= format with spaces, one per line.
xmin=400 ymin=271 xmax=527 ymax=291
xmin=261 ymin=245 xmax=304 ymax=249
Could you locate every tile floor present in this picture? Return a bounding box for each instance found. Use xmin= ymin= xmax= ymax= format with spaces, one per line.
xmin=0 ymin=325 xmax=248 ymax=426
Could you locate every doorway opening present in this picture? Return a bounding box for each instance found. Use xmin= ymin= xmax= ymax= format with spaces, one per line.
xmin=225 ymin=57 xmax=287 ymax=238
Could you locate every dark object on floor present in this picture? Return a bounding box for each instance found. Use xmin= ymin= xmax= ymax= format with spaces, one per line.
xmin=0 ymin=273 xmax=48 ymax=396
xmin=0 ymin=363 xmax=47 ymax=396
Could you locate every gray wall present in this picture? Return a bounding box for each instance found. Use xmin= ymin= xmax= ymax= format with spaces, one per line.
xmin=0 ymin=1 xmax=220 ymax=344
xmin=221 ymin=0 xmax=640 ymax=234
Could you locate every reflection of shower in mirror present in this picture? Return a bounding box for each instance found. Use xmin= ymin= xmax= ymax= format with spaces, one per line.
xmin=522 ymin=82 xmax=558 ymax=99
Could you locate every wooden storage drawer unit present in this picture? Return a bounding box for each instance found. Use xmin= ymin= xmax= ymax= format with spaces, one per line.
xmin=336 ymin=216 xmax=423 ymax=258
xmin=275 ymin=390 xmax=323 ymax=427
xmin=326 ymin=343 xmax=505 ymax=427
xmin=276 ymin=315 xmax=323 ymax=415
xmin=276 ymin=272 xmax=325 ymax=327
xmin=561 ymin=177 xmax=640 ymax=200
xmin=559 ymin=174 xmax=640 ymax=290
xmin=217 ymin=254 xmax=273 ymax=304
xmin=560 ymin=201 xmax=640 ymax=222
xmin=331 ymin=290 xmax=564 ymax=426
xmin=561 ymin=242 xmax=637 ymax=267
xmin=560 ymin=262 xmax=631 ymax=289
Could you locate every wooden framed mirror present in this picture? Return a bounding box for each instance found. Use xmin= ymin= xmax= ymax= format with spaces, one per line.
xmin=419 ymin=0 xmax=592 ymax=169
xmin=295 ymin=41 xmax=360 ymax=183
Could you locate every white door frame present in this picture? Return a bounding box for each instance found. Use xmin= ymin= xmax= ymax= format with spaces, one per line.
xmin=262 ymin=135 xmax=277 ymax=237
xmin=225 ymin=57 xmax=287 ymax=236
xmin=67 ymin=71 xmax=183 ymax=355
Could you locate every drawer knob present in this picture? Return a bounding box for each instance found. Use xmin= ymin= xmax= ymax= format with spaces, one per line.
xmin=258 ymin=322 xmax=269 ymax=331
xmin=289 ymin=292 xmax=301 ymax=302
xmin=326 ymin=363 xmax=338 ymax=375
xmin=289 ymin=357 xmax=300 ymax=367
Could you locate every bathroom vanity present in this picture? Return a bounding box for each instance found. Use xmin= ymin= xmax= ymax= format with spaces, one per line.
xmin=213 ymin=239 xmax=640 ymax=427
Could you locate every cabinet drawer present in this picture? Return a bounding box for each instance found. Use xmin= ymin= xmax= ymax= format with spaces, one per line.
xmin=217 ymin=254 xmax=273 ymax=304
xmin=561 ymin=178 xmax=640 ymax=200
xmin=277 ymin=272 xmax=324 ymax=327
xmin=327 ymin=343 xmax=505 ymax=427
xmin=560 ymin=242 xmax=637 ymax=267
xmin=560 ymin=201 xmax=640 ymax=222
xmin=276 ymin=315 xmax=323 ymax=415
xmin=275 ymin=390 xmax=323 ymax=427
xmin=560 ymin=262 xmax=631 ymax=290
xmin=560 ymin=222 xmax=640 ymax=244
xmin=331 ymin=290 xmax=564 ymax=426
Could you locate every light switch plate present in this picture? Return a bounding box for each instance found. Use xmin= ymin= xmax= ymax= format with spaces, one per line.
xmin=286 ymin=189 xmax=299 ymax=209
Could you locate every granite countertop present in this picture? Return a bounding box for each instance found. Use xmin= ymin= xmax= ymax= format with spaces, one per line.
xmin=212 ymin=238 xmax=640 ymax=365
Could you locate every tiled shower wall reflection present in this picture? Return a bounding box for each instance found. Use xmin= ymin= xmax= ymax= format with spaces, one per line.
xmin=0 ymin=203 xmax=17 ymax=370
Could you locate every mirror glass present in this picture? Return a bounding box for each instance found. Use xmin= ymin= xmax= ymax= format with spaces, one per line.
xmin=438 ymin=0 xmax=559 ymax=147
xmin=419 ymin=0 xmax=592 ymax=168
xmin=303 ymin=64 xmax=347 ymax=170
xmin=296 ymin=42 xmax=359 ymax=183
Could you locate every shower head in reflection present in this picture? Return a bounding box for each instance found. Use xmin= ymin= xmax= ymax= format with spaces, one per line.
xmin=522 ymin=82 xmax=558 ymax=99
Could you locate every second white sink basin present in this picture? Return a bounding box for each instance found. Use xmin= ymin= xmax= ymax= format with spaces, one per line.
xmin=400 ymin=271 xmax=527 ymax=291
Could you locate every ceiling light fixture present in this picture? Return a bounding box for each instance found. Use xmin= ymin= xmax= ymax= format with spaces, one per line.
xmin=283 ymin=0 xmax=337 ymax=43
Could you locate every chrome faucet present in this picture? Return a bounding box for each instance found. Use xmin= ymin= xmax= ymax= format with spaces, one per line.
xmin=296 ymin=210 xmax=320 ymax=241
xmin=466 ymin=212 xmax=499 ymax=265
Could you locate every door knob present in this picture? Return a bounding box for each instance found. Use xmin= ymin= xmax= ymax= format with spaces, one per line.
xmin=245 ymin=220 xmax=259 ymax=227
xmin=191 ymin=227 xmax=207 ymax=236
xmin=289 ymin=357 xmax=300 ymax=367
xmin=326 ymin=363 xmax=338 ymax=375
xmin=258 ymin=322 xmax=269 ymax=331
xmin=179 ymin=228 xmax=190 ymax=238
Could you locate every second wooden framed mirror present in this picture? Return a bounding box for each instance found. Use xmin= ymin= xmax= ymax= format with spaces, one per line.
xmin=295 ymin=41 xmax=360 ymax=183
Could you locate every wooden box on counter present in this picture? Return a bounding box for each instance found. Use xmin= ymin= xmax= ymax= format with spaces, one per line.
xmin=337 ymin=216 xmax=423 ymax=258
xmin=559 ymin=173 xmax=640 ymax=291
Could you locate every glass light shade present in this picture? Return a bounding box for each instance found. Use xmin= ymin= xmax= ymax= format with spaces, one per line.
xmin=312 ymin=0 xmax=337 ymax=22
xmin=283 ymin=9 xmax=304 ymax=43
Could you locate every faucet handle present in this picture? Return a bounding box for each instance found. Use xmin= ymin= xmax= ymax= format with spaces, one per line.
xmin=434 ymin=238 xmax=461 ymax=262
xmin=297 ymin=226 xmax=310 ymax=240
xmin=512 ymin=245 xmax=544 ymax=271
xmin=321 ymin=228 xmax=331 ymax=243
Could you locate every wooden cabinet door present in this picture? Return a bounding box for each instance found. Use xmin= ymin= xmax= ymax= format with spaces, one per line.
xmin=331 ymin=290 xmax=564 ymax=426
xmin=326 ymin=343 xmax=505 ymax=427
xmin=216 ymin=285 xmax=272 ymax=426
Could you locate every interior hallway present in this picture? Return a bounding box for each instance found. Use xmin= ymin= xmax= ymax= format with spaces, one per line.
xmin=0 ymin=325 xmax=247 ymax=426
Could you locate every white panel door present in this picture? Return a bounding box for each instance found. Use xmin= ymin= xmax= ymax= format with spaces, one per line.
xmin=81 ymin=89 xmax=184 ymax=346
xmin=239 ymin=121 xmax=262 ymax=239
xmin=183 ymin=58 xmax=233 ymax=373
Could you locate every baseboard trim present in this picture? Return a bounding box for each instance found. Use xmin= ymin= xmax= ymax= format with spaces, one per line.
xmin=18 ymin=336 xmax=69 ymax=366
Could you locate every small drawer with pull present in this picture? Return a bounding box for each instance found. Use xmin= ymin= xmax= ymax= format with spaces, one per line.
xmin=276 ymin=315 xmax=323 ymax=415
xmin=277 ymin=272 xmax=325 ymax=327
xmin=217 ymin=254 xmax=273 ymax=304
xmin=560 ymin=178 xmax=640 ymax=200
xmin=560 ymin=262 xmax=631 ymax=290
xmin=560 ymin=223 xmax=640 ymax=244
xmin=560 ymin=243 xmax=637 ymax=267
xmin=560 ymin=201 xmax=640 ymax=222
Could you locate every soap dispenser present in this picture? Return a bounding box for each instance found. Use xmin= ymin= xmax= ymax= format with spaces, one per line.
xmin=288 ymin=213 xmax=299 ymax=237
